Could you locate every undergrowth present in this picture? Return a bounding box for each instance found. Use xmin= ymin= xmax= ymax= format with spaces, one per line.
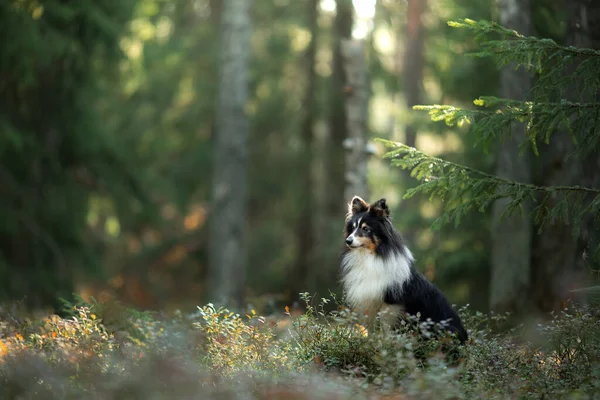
xmin=0 ymin=296 xmax=599 ymax=399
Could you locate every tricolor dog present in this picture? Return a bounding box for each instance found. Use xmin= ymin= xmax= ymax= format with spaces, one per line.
xmin=341 ymin=196 xmax=468 ymax=342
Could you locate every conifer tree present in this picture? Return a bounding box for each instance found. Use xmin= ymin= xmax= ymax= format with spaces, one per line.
xmin=0 ymin=0 xmax=138 ymax=309
xmin=380 ymin=17 xmax=600 ymax=308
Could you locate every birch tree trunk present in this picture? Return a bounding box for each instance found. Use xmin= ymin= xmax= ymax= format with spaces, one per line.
xmin=489 ymin=0 xmax=532 ymax=313
xmin=208 ymin=0 xmax=251 ymax=308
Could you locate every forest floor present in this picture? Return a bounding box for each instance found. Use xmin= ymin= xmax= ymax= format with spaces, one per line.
xmin=0 ymin=296 xmax=599 ymax=399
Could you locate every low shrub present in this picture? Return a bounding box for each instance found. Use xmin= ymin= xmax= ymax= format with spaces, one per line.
xmin=0 ymin=297 xmax=598 ymax=399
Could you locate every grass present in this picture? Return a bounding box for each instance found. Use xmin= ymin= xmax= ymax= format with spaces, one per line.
xmin=0 ymin=294 xmax=599 ymax=399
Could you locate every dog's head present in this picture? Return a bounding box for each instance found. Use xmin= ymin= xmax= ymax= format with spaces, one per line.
xmin=344 ymin=196 xmax=390 ymax=252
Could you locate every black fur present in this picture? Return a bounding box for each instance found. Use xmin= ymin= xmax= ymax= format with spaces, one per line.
xmin=344 ymin=198 xmax=405 ymax=258
xmin=342 ymin=196 xmax=468 ymax=343
xmin=384 ymin=274 xmax=468 ymax=342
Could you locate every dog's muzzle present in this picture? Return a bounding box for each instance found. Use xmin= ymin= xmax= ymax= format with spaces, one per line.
xmin=345 ymin=234 xmax=361 ymax=248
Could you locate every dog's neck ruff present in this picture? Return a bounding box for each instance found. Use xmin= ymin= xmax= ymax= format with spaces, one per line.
xmin=341 ymin=247 xmax=413 ymax=313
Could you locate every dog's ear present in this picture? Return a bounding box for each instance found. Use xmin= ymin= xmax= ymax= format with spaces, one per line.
xmin=348 ymin=196 xmax=368 ymax=215
xmin=369 ymin=198 xmax=390 ymax=218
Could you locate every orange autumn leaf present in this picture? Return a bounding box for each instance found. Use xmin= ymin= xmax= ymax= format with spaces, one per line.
xmin=51 ymin=331 xmax=57 ymax=338
xmin=284 ymin=305 xmax=290 ymax=314
xmin=355 ymin=324 xmax=368 ymax=337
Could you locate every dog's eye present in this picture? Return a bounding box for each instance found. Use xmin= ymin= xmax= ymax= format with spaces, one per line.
xmin=363 ymin=226 xmax=371 ymax=233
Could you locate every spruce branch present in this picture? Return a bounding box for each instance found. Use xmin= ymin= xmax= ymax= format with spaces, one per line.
xmin=378 ymin=140 xmax=600 ymax=242
xmin=448 ymin=19 xmax=600 ymax=59
xmin=379 ymin=140 xmax=600 ymax=196
xmin=416 ymin=19 xmax=600 ymax=158
xmin=414 ymin=97 xmax=600 ymax=156
xmin=447 ymin=19 xmax=600 ymax=101
xmin=394 ymin=18 xmax=600 ymax=261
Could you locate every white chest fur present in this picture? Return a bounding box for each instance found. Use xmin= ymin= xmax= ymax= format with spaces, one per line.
xmin=341 ymin=248 xmax=413 ymax=315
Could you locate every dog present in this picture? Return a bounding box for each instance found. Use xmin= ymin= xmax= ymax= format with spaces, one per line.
xmin=341 ymin=196 xmax=468 ymax=342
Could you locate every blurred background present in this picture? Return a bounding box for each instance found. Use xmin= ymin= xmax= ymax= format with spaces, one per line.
xmin=1 ymin=0 xmax=596 ymax=316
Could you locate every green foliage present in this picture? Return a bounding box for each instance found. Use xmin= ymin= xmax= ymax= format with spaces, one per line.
xmin=414 ymin=97 xmax=600 ymax=156
xmin=379 ymin=18 xmax=600 ymax=261
xmin=426 ymin=2 xmax=499 ymax=104
xmin=448 ymin=19 xmax=600 ymax=99
xmin=76 ymin=0 xmax=329 ymax=307
xmin=0 ymin=0 xmax=141 ymax=308
xmin=194 ymin=304 xmax=297 ymax=376
xmin=416 ymin=19 xmax=600 ymax=157
xmin=291 ymin=294 xmax=465 ymax=386
xmin=380 ymin=140 xmax=600 ymax=239
xmin=2 ymin=299 xmax=599 ymax=398
xmin=370 ymin=0 xmax=497 ymax=308
xmin=461 ymin=305 xmax=600 ymax=398
xmin=60 ymin=294 xmax=154 ymax=342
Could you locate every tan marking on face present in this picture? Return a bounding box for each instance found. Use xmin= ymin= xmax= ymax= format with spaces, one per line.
xmin=365 ymin=240 xmax=377 ymax=253
xmin=356 ymin=236 xmax=377 ymax=253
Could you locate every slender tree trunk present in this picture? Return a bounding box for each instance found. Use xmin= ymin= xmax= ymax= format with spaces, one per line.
xmin=575 ymin=1 xmax=600 ymax=304
xmin=325 ymin=0 xmax=353 ymax=215
xmin=396 ymin=0 xmax=426 ymax=248
xmin=341 ymin=39 xmax=370 ymax=202
xmin=402 ymin=0 xmax=426 ymax=149
xmin=531 ymin=0 xmax=600 ymax=311
xmin=319 ymin=0 xmax=353 ymax=290
xmin=208 ymin=0 xmax=252 ymax=308
xmin=489 ymin=0 xmax=532 ymax=313
xmin=209 ymin=0 xmax=222 ymax=24
xmin=290 ymin=0 xmax=319 ymax=302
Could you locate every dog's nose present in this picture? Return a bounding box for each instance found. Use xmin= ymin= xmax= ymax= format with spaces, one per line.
xmin=345 ymin=237 xmax=353 ymax=245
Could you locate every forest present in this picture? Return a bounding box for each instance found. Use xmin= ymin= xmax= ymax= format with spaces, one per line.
xmin=0 ymin=0 xmax=599 ymax=398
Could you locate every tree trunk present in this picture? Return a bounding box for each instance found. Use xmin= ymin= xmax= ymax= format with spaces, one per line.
xmin=290 ymin=0 xmax=319 ymax=303
xmin=402 ymin=0 xmax=426 ymax=149
xmin=209 ymin=0 xmax=222 ymax=24
xmin=318 ymin=0 xmax=354 ymax=292
xmin=341 ymin=39 xmax=370 ymax=202
xmin=531 ymin=0 xmax=600 ymax=312
xmin=489 ymin=0 xmax=532 ymax=313
xmin=325 ymin=0 xmax=353 ymax=216
xmin=573 ymin=0 xmax=600 ymax=290
xmin=208 ymin=0 xmax=252 ymax=308
xmin=395 ymin=0 xmax=426 ymax=248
